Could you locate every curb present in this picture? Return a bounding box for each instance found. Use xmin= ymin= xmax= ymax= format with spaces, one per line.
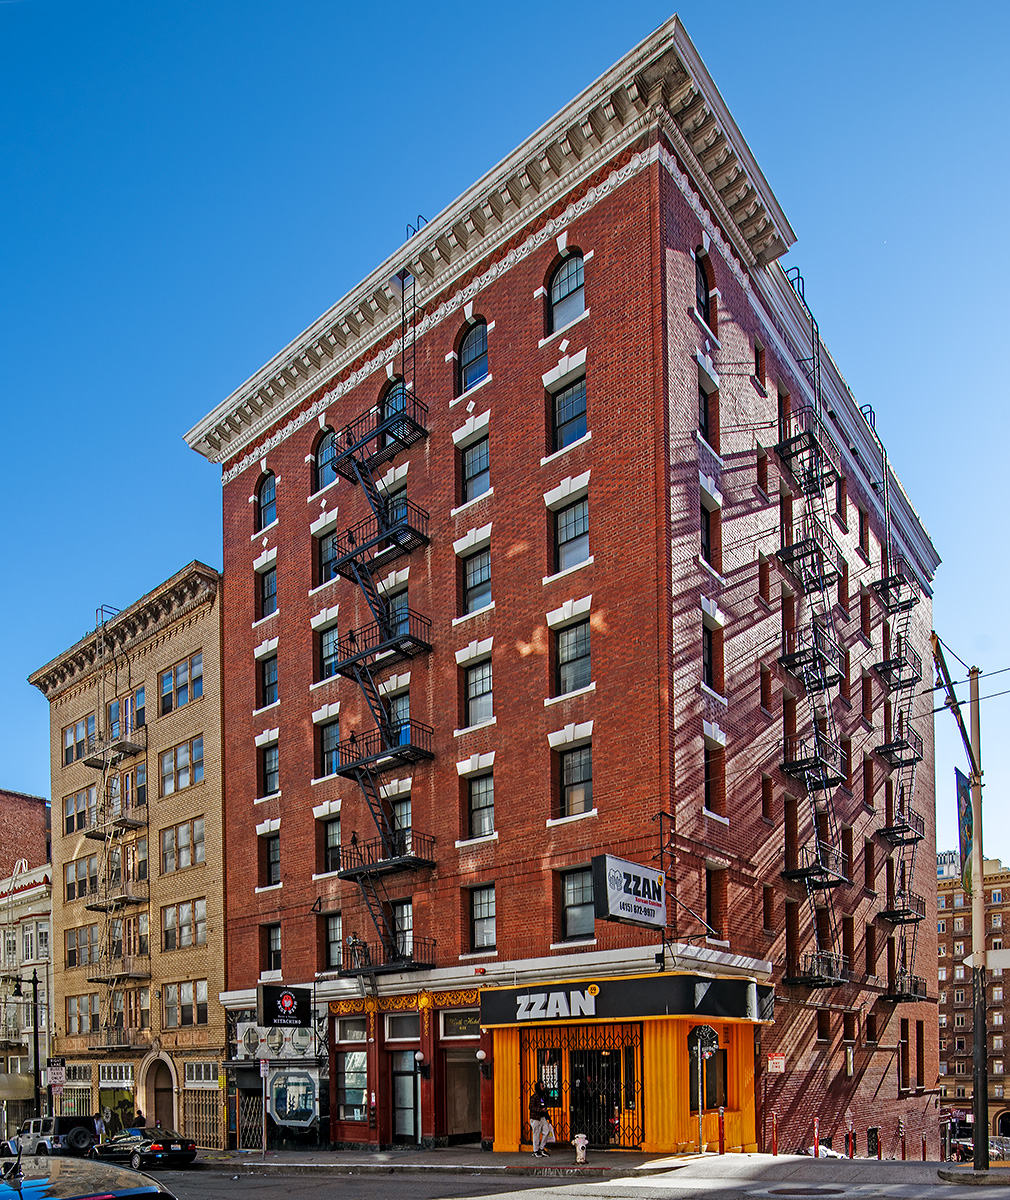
xmin=192 ymin=1159 xmax=672 ymax=1178
xmin=937 ymin=1168 xmax=1010 ymax=1186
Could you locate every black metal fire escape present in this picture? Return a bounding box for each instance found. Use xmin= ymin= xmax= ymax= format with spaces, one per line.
xmin=776 ymin=273 xmax=849 ymax=989
xmin=327 ymin=273 xmax=437 ymax=977
xmin=864 ymin=406 xmax=926 ymax=1002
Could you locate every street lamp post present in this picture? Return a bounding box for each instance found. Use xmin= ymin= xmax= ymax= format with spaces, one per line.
xmin=13 ymin=969 xmax=41 ymax=1114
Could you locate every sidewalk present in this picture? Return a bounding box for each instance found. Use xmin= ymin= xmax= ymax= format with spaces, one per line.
xmin=192 ymin=1147 xmax=962 ymax=1181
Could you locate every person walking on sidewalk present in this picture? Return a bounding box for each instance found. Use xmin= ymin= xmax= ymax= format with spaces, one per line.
xmin=529 ymin=1083 xmax=552 ymax=1157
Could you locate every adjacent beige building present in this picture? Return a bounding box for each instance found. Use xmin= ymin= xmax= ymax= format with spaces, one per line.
xmin=29 ymin=562 xmax=226 ymax=1146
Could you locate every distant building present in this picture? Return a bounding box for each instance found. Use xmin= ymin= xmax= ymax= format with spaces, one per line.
xmin=938 ymin=850 xmax=960 ymax=879
xmin=937 ymin=855 xmax=1010 ymax=1136
xmin=29 ymin=563 xmax=227 ymax=1146
xmin=0 ymin=790 xmax=49 ymax=876
xmin=185 ymin=17 xmax=939 ymax=1154
xmin=1 ymin=856 xmax=52 ymax=1138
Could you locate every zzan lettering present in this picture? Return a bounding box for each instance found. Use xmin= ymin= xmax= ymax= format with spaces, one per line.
xmin=623 ymin=871 xmax=663 ymax=902
xmin=516 ymin=989 xmax=597 ymax=1020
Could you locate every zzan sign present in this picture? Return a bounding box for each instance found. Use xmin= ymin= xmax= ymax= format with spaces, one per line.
xmin=591 ymin=853 xmax=667 ymax=931
xmin=516 ymin=987 xmax=597 ymax=1021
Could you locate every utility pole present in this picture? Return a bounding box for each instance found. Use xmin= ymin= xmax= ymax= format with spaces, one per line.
xmin=969 ymin=668 xmax=988 ymax=1172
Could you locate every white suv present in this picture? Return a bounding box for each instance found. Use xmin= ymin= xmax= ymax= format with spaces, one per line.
xmin=16 ymin=1116 xmax=96 ymax=1156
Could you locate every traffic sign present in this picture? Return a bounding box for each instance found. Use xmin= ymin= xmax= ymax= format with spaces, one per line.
xmin=767 ymin=1053 xmax=786 ymax=1074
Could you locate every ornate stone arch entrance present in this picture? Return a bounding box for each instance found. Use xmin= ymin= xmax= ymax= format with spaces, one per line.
xmin=138 ymin=1050 xmax=178 ymax=1130
xmin=997 ymin=1110 xmax=1010 ymax=1137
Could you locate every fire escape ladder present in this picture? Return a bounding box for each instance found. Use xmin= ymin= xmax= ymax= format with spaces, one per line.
xmin=347 ymin=658 xmax=392 ymax=742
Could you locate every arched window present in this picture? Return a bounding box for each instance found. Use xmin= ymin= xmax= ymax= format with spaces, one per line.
xmin=256 ymin=472 xmax=276 ymax=531
xmin=382 ymin=379 xmax=408 ymax=423
xmin=549 ymin=253 xmax=584 ymax=333
xmin=695 ymin=250 xmax=712 ymax=329
xmin=458 ymin=321 xmax=488 ymax=394
xmin=314 ymin=428 xmax=338 ymax=493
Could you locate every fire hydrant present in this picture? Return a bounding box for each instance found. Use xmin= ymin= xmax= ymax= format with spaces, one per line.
xmin=573 ymin=1133 xmax=589 ymax=1164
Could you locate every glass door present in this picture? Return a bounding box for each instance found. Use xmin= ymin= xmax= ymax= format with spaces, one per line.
xmin=391 ymin=1050 xmax=419 ymax=1143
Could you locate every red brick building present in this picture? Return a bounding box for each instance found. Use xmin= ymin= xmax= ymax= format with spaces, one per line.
xmin=0 ymin=790 xmax=50 ymax=877
xmin=186 ymin=17 xmax=940 ymax=1154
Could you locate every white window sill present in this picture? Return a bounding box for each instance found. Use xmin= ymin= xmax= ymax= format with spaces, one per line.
xmin=252 ymin=700 xmax=280 ymax=717
xmin=309 ymin=676 xmax=338 ymax=692
xmin=690 ymin=307 xmax=721 ymax=348
xmin=541 ymin=431 xmax=592 ymax=467
xmin=697 ymin=556 xmax=727 ymax=586
xmin=307 ymin=477 xmax=339 ymax=503
xmin=308 ymin=576 xmax=339 ymax=598
xmin=702 ymin=807 xmax=729 ymax=826
xmin=460 ymin=949 xmax=499 ymax=960
xmin=543 ymin=556 xmax=594 ymax=586
xmin=253 ymin=791 xmax=281 ymax=805
xmin=450 ymin=372 xmax=493 ymax=407
xmin=696 ymin=431 xmax=724 ymax=468
xmin=255 ymin=882 xmax=282 ymax=894
xmin=538 ymin=306 xmax=590 ymax=348
xmin=252 ymin=611 xmax=279 ymax=629
xmin=705 ymin=936 xmax=731 ymax=948
xmin=550 ymin=938 xmax=597 ymax=950
xmin=451 ymin=488 xmax=494 ymax=518
xmin=311 ymin=868 xmax=342 ymax=882
xmin=250 ymin=519 xmax=279 ymax=542
xmin=454 ymin=716 xmax=498 ymax=737
xmin=455 ymin=831 xmax=499 ymax=849
xmin=699 ymin=682 xmax=728 ymax=707
xmin=544 ymin=681 xmax=596 ymax=707
xmin=258 ymin=970 xmax=282 ymax=983
xmin=452 ymin=601 xmax=496 ymax=627
xmin=546 ymin=808 xmax=598 ymax=829
xmin=311 ymin=771 xmax=342 ymax=787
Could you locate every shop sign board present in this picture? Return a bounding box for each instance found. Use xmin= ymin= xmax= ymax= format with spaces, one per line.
xmin=257 ymin=984 xmax=312 ymax=1028
xmin=591 ymin=854 xmax=666 ymax=930
xmin=480 ymin=972 xmax=774 ymax=1027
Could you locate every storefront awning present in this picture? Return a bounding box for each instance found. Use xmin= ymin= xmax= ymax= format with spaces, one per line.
xmin=0 ymin=1071 xmax=34 ymax=1100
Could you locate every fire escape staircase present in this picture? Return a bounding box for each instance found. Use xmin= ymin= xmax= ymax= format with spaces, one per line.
xmin=776 ymin=278 xmax=848 ymax=990
xmin=327 ymin=387 xmax=437 ymax=977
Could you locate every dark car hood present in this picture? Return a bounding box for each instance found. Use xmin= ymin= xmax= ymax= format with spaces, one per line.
xmin=0 ymin=1156 xmax=173 ymax=1197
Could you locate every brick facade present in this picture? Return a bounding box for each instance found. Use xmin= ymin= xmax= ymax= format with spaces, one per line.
xmin=0 ymin=790 xmax=49 ymax=875
xmin=188 ymin=18 xmax=940 ymax=1154
xmin=29 ymin=562 xmax=228 ymax=1148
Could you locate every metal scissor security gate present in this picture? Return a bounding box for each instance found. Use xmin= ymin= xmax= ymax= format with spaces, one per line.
xmin=520 ymin=1023 xmax=643 ymax=1149
xmin=238 ymin=1092 xmax=263 ymax=1149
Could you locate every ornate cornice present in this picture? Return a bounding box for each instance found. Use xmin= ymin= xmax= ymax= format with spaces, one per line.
xmin=185 ymin=16 xmax=795 ymax=470
xmin=28 ymin=561 xmax=220 ymax=701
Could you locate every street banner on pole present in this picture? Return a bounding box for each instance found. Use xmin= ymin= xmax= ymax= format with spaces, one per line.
xmin=956 ymin=767 xmax=973 ymax=894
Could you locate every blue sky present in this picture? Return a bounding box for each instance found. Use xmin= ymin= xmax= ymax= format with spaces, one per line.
xmin=3 ymin=0 xmax=1007 ymax=858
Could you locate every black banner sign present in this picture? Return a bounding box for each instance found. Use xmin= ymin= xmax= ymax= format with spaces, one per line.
xmin=479 ymin=973 xmax=773 ymax=1027
xmin=257 ymin=984 xmax=312 ymax=1028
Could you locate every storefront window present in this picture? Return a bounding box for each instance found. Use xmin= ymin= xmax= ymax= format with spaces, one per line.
xmin=386 ymin=1012 xmax=420 ymax=1040
xmin=337 ymin=1018 xmax=366 ymax=1042
xmin=269 ymin=1069 xmax=316 ymax=1127
xmin=689 ymin=1047 xmax=727 ymax=1110
xmin=336 ymin=1050 xmax=367 ymax=1121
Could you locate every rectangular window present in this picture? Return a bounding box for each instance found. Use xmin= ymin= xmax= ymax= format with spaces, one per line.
xmin=553 ymin=377 xmax=587 ymax=451
xmin=761 ymin=776 xmax=774 ymax=821
xmin=259 ymin=567 xmax=277 ymax=619
xmin=63 ymin=714 xmax=97 ymax=765
xmin=763 ymin=886 xmax=774 ymax=932
xmin=465 ymin=660 xmax=493 ymax=727
xmin=468 ymin=773 xmax=494 ymax=838
xmin=162 ymin=899 xmax=206 ymax=950
xmin=319 ymin=532 xmax=340 ymax=584
xmin=756 ymin=449 xmax=768 ymax=494
xmin=320 ymin=720 xmax=340 ymax=777
xmin=464 ymin=549 xmax=492 ymax=613
xmin=265 ymin=923 xmax=281 ymax=972
xmin=556 ymin=498 xmax=589 ymax=572
xmin=326 ymin=913 xmax=342 ymax=969
xmin=262 ymin=744 xmax=280 ymax=796
xmin=471 ymin=884 xmax=496 ymax=950
xmin=259 ymin=655 xmax=278 ymax=707
xmin=336 ymin=1050 xmax=367 ymax=1121
xmin=263 ymin=834 xmax=280 ymax=886
xmin=393 ymin=901 xmax=413 ymax=957
xmin=320 ymin=626 xmax=340 ymax=679
xmin=864 ymin=838 xmax=875 ymax=890
xmin=462 ymin=436 xmax=490 ymax=502
xmin=160 ymin=817 xmax=205 ymax=874
xmin=163 ymin=980 xmax=208 ymax=1028
xmin=858 ymin=507 xmax=870 ymax=556
xmin=706 ymin=867 xmax=726 ymax=939
xmin=702 ymin=625 xmax=714 ymax=688
xmin=758 ymin=558 xmax=771 ymax=603
xmin=816 ymin=1009 xmax=830 ymax=1042
xmin=861 ymin=674 xmax=873 ymax=724
xmin=557 ymin=620 xmax=591 ymax=694
xmin=703 ymin=743 xmax=725 ymax=816
xmin=562 ymin=868 xmax=594 ymax=940
xmin=386 ymin=588 xmax=409 ymax=637
xmin=160 ymin=737 xmax=204 ymax=795
xmin=835 ymin=476 xmax=847 ymax=524
xmin=321 ymin=818 xmax=341 ymax=873
xmin=560 ymin=745 xmax=592 ymax=817
xmin=865 ymin=923 xmax=877 ymax=975
xmin=160 ymin=652 xmax=203 ymax=715
xmin=63 ymin=787 xmax=97 ymax=835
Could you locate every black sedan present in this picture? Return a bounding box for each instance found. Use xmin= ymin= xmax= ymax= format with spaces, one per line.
xmin=92 ymin=1129 xmax=197 ymax=1171
xmin=1 ymin=1155 xmax=177 ymax=1198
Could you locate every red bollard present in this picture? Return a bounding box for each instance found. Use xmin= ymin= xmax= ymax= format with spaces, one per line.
xmin=922 ymin=1133 xmax=927 ymax=1162
xmin=814 ymin=1117 xmax=820 ymax=1158
xmin=847 ymin=1129 xmax=853 ymax=1158
xmin=718 ymin=1106 xmax=725 ymax=1154
xmin=877 ymin=1135 xmax=882 ymax=1160
xmin=772 ymin=1112 xmax=778 ymax=1156
xmin=901 ymin=1130 xmax=906 ymax=1161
